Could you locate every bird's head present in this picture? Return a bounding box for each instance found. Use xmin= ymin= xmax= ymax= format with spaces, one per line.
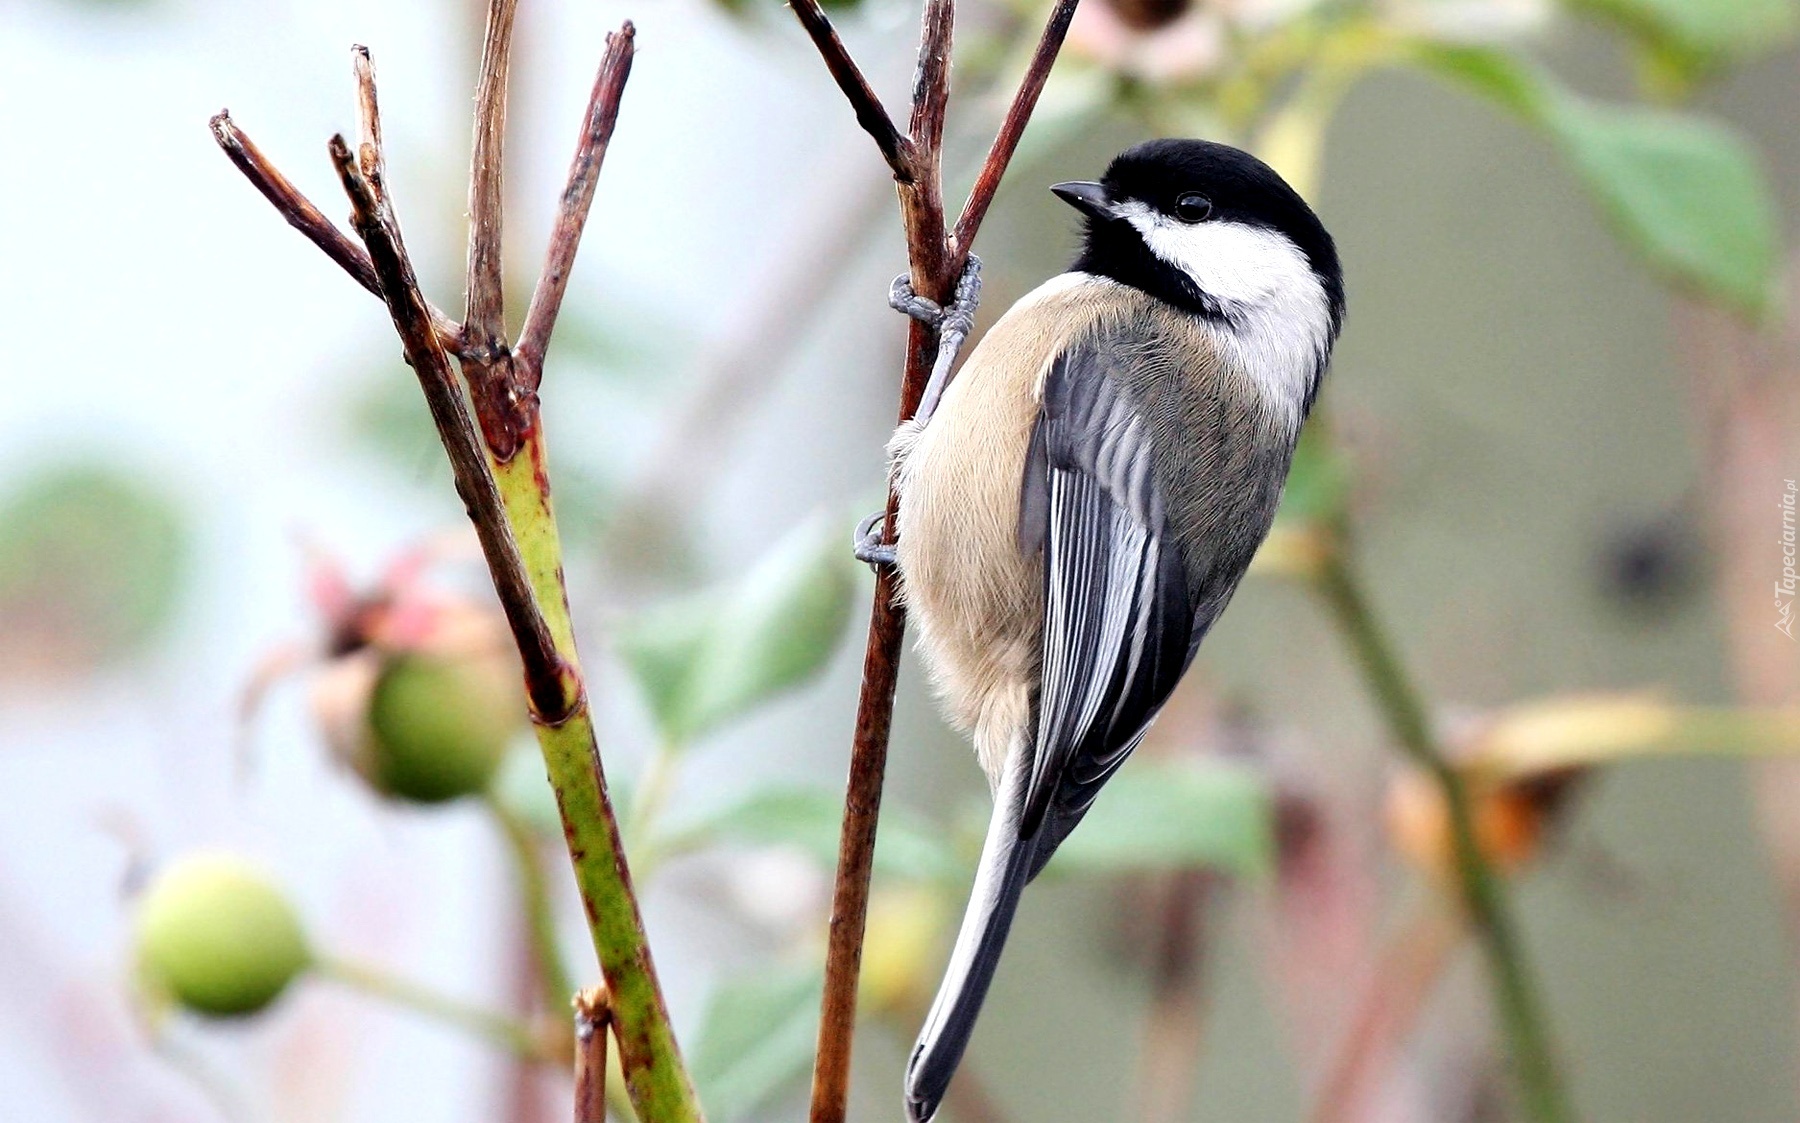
xmin=1055 ymin=138 xmax=1345 ymax=341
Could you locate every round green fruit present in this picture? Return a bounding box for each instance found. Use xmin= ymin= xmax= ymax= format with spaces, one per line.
xmin=362 ymin=651 xmax=519 ymax=803
xmin=135 ymin=853 xmax=311 ymax=1017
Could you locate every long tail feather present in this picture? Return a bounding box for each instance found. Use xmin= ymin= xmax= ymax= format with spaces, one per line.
xmin=904 ymin=743 xmax=1036 ymax=1123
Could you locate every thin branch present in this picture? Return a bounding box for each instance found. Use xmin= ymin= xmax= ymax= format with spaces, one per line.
xmin=353 ymin=45 xmax=387 ymax=196
xmin=517 ymin=22 xmax=636 ymax=380
xmin=318 ymin=955 xmax=552 ymax=1061
xmin=908 ymin=0 xmax=955 ymax=173
xmin=949 ymin=0 xmax=1081 ymax=261
xmin=1314 ymin=547 xmax=1572 ymax=1123
xmin=208 ymin=113 xmax=462 ymax=349
xmin=466 ymin=0 xmax=521 ymax=351
xmin=574 ymin=988 xmax=612 ymax=1123
xmin=489 ymin=792 xmax=577 ymax=1011
xmin=796 ymin=1 xmax=1084 ymax=1120
xmin=787 ymin=0 xmax=912 ymax=179
xmin=1131 ymin=870 xmax=1217 ymax=1123
xmin=1310 ymin=904 xmax=1462 ymax=1123
xmin=212 ymin=113 xmax=381 ymax=295
xmin=325 ymin=128 xmax=569 ymax=723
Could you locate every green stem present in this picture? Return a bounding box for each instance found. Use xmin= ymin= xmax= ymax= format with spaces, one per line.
xmin=490 ymin=440 xmax=703 ymax=1122
xmin=1313 ymin=542 xmax=1575 ymax=1123
xmin=316 ymin=955 xmax=549 ymax=1062
xmin=487 ymin=791 xmax=576 ymax=1011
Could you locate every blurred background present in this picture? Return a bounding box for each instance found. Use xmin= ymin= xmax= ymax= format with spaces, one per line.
xmin=2 ymin=0 xmax=1798 ymax=1118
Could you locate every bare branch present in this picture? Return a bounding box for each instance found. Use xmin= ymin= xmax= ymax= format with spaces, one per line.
xmin=516 ymin=22 xmax=636 ymax=381
xmin=209 ymin=111 xmax=463 ymax=350
xmin=573 ymin=988 xmax=612 ymax=1123
xmin=787 ymin=0 xmax=912 ymax=180
xmin=353 ymin=46 xmax=387 ymax=197
xmin=211 ymin=113 xmax=381 ymax=298
xmin=950 ymin=0 xmax=1080 ymax=263
xmin=466 ymin=0 xmax=521 ymax=352
xmin=325 ymin=133 xmax=569 ymax=724
xmin=908 ymin=0 xmax=955 ymax=165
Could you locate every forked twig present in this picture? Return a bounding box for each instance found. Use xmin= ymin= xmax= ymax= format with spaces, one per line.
xmin=784 ymin=2 xmax=1082 ymax=1119
xmin=213 ymin=17 xmax=702 ymax=1122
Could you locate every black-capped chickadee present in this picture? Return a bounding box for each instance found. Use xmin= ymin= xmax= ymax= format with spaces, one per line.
xmin=858 ymin=137 xmax=1345 ymax=1121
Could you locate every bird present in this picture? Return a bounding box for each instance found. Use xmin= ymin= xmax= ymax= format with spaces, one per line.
xmin=855 ymin=137 xmax=1345 ymax=1122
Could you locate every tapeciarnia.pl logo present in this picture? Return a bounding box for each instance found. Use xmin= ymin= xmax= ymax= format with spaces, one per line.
xmin=1780 ymin=479 xmax=1797 ymax=640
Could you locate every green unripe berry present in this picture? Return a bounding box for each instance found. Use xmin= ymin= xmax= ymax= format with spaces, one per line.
xmin=362 ymin=651 xmax=518 ymax=804
xmin=135 ymin=853 xmax=311 ymax=1017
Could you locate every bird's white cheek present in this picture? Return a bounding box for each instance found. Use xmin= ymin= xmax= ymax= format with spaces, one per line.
xmin=1124 ymin=212 xmax=1309 ymax=307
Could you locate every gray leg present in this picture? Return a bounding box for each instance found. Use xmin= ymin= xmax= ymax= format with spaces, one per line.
xmin=853 ymin=509 xmax=896 ymax=569
xmin=889 ymin=256 xmax=981 ymax=429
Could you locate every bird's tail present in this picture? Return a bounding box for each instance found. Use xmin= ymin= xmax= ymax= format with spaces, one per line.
xmin=904 ymin=741 xmax=1037 ymax=1123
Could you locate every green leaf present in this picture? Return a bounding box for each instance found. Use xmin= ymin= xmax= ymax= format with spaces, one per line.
xmin=1553 ymin=99 xmax=1779 ymax=315
xmin=1417 ymin=46 xmax=1781 ymax=316
xmin=674 ymin=786 xmax=964 ymax=882
xmin=0 ymin=458 xmax=189 ymax=670
xmin=1572 ymin=0 xmax=1795 ymax=66
xmin=616 ymin=513 xmax=861 ymax=745
xmin=1048 ymin=758 xmax=1275 ymax=877
xmin=1276 ymin=425 xmax=1350 ymax=524
xmin=692 ymin=961 xmax=823 ymax=1122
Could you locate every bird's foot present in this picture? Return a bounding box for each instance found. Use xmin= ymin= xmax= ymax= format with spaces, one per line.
xmin=852 ymin=509 xmax=896 ymax=570
xmin=888 ymin=254 xmax=982 ymax=339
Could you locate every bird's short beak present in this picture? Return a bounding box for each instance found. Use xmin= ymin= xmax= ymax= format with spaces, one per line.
xmin=1050 ymin=181 xmax=1119 ymax=221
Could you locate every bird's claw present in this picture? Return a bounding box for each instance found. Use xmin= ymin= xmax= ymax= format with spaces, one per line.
xmin=853 ymin=509 xmax=896 ymax=570
xmin=888 ymin=255 xmax=982 ymax=336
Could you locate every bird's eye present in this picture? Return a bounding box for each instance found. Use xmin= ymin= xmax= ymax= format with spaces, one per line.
xmin=1172 ymin=192 xmax=1213 ymax=223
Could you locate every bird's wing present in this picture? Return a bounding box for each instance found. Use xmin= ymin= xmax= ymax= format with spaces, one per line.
xmin=1017 ymin=330 xmax=1201 ymax=872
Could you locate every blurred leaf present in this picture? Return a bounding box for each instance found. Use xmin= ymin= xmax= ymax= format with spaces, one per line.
xmin=1418 ymin=46 xmax=1780 ymax=315
xmin=692 ymin=961 xmax=822 ymax=1122
xmin=490 ymin=741 xmax=570 ymax=838
xmin=616 ymin=513 xmax=861 ymax=745
xmin=674 ymin=786 xmax=963 ymax=882
xmin=1554 ymin=100 xmax=1778 ymax=315
xmin=346 ymin=366 xmax=448 ymax=481
xmin=1048 ymin=758 xmax=1275 ymax=877
xmin=1276 ymin=426 xmax=1349 ymax=524
xmin=546 ymin=306 xmax=686 ymax=388
xmin=1571 ymin=0 xmax=1794 ymax=71
xmin=860 ymin=885 xmax=952 ymax=1013
xmin=0 ymin=458 xmax=189 ymax=674
xmin=1473 ymin=693 xmax=1800 ymax=779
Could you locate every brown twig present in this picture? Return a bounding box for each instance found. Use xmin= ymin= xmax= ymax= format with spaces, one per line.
xmin=949 ymin=0 xmax=1081 ymax=260
xmin=789 ymin=2 xmax=1083 ymax=1120
xmin=1131 ymin=870 xmax=1217 ymax=1123
xmin=574 ymin=988 xmax=612 ymax=1123
xmin=517 ymin=24 xmax=636 ymax=380
xmin=208 ymin=112 xmax=463 ymax=348
xmin=787 ymin=0 xmax=910 ymax=179
xmin=1309 ymin=904 xmax=1463 ymax=1123
xmin=466 ymin=0 xmax=520 ymax=352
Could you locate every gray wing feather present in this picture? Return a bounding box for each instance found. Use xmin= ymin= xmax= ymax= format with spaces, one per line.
xmin=1018 ymin=337 xmax=1196 ymax=854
